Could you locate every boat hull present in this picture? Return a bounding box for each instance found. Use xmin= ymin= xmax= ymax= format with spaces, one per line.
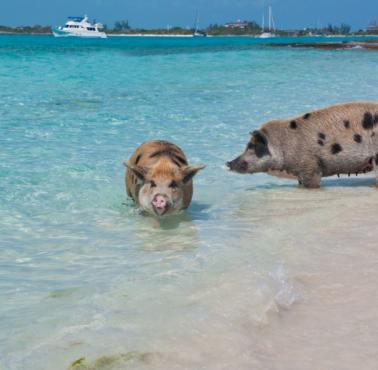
xmin=259 ymin=32 xmax=276 ymax=39
xmin=52 ymin=27 xmax=107 ymax=38
xmin=193 ymin=31 xmax=207 ymax=37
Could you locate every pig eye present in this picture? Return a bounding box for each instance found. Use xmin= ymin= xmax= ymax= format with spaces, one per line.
xmin=169 ymin=180 xmax=178 ymax=188
xmin=150 ymin=180 xmax=156 ymax=188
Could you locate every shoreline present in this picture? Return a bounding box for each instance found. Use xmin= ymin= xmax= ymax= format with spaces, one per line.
xmin=269 ymin=40 xmax=378 ymax=50
xmin=108 ymin=33 xmax=194 ymax=37
xmin=1 ymin=31 xmax=378 ymax=39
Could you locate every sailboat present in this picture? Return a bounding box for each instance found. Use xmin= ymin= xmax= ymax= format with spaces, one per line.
xmin=259 ymin=5 xmax=276 ymax=38
xmin=193 ymin=11 xmax=207 ymax=37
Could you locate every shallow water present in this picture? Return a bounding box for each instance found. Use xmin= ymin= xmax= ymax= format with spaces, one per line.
xmin=1 ymin=35 xmax=378 ymax=370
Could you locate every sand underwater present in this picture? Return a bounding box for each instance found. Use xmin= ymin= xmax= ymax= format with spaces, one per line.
xmin=1 ymin=35 xmax=378 ymax=369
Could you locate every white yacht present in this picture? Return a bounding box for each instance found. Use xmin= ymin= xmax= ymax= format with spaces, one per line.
xmin=52 ymin=16 xmax=107 ymax=38
xmin=259 ymin=6 xmax=276 ymax=38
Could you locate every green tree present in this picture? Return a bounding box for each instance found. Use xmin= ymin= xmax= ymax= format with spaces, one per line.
xmin=340 ymin=23 xmax=351 ymax=34
xmin=114 ymin=20 xmax=131 ymax=31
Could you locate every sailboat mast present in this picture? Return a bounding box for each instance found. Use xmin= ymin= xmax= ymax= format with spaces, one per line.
xmin=268 ymin=5 xmax=272 ymax=31
xmin=194 ymin=10 xmax=199 ymax=32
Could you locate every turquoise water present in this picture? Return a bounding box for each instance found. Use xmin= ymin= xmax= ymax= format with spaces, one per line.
xmin=1 ymin=35 xmax=378 ymax=370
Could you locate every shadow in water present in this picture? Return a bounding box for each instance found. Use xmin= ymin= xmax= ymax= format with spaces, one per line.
xmin=321 ymin=176 xmax=376 ymax=188
xmin=120 ymin=200 xmax=212 ymax=229
xmin=145 ymin=201 xmax=212 ymax=230
xmin=115 ymin=201 xmax=212 ymax=251
xmin=186 ymin=201 xmax=212 ymax=221
xmin=246 ymin=176 xmax=376 ymax=191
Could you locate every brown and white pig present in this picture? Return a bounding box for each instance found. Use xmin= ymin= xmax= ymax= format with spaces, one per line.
xmin=227 ymin=102 xmax=378 ymax=188
xmin=125 ymin=140 xmax=205 ymax=216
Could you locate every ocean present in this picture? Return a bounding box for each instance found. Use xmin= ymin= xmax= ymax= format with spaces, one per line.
xmin=1 ymin=35 xmax=378 ymax=370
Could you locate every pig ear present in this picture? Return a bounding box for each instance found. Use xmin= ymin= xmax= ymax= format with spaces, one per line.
xmin=251 ymin=130 xmax=268 ymax=146
xmin=250 ymin=130 xmax=270 ymax=158
xmin=124 ymin=161 xmax=147 ymax=182
xmin=182 ymin=165 xmax=206 ymax=184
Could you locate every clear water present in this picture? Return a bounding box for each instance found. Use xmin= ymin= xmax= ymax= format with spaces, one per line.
xmin=1 ymin=35 xmax=378 ymax=370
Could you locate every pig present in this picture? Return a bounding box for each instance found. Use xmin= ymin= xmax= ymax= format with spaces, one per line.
xmin=124 ymin=140 xmax=205 ymax=216
xmin=227 ymin=102 xmax=378 ymax=188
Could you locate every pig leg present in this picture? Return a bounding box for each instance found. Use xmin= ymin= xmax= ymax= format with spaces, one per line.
xmin=297 ymin=158 xmax=322 ymax=188
xmin=374 ymin=154 xmax=378 ymax=187
xmin=298 ymin=172 xmax=322 ymax=188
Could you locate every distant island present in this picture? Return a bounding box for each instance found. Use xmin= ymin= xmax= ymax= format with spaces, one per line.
xmin=1 ymin=19 xmax=378 ymax=36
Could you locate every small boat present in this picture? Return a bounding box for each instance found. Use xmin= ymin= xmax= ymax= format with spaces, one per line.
xmin=193 ymin=30 xmax=207 ymax=37
xmin=259 ymin=6 xmax=276 ymax=38
xmin=259 ymin=31 xmax=275 ymax=39
xmin=193 ymin=11 xmax=207 ymax=37
xmin=52 ymin=15 xmax=107 ymax=38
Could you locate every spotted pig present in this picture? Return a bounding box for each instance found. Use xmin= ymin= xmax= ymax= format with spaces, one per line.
xmin=125 ymin=140 xmax=205 ymax=216
xmin=227 ymin=102 xmax=378 ymax=188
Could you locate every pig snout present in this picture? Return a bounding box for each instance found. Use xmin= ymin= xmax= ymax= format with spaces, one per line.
xmin=226 ymin=157 xmax=248 ymax=173
xmin=152 ymin=194 xmax=170 ymax=215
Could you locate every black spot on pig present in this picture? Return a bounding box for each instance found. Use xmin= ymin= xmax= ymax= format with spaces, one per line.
xmin=331 ymin=143 xmax=342 ymax=154
xmin=318 ymin=133 xmax=326 ymax=140
xmin=290 ymin=120 xmax=297 ymax=129
xmin=375 ymin=154 xmax=378 ymax=166
xmin=175 ymin=156 xmax=188 ymax=166
xmin=317 ymin=140 xmax=324 ymax=146
xmin=171 ymin=158 xmax=182 ymax=167
xmin=303 ymin=113 xmax=311 ymax=120
xmin=353 ymin=134 xmax=362 ymax=143
xmin=362 ymin=112 xmax=374 ymax=129
xmin=150 ymin=149 xmax=187 ymax=166
xmin=343 ymin=120 xmax=350 ymax=129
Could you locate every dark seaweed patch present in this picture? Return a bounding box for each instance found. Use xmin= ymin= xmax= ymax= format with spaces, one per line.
xmin=331 ymin=143 xmax=342 ymax=154
xmin=353 ymin=134 xmax=362 ymax=143
xmin=362 ymin=112 xmax=374 ymax=129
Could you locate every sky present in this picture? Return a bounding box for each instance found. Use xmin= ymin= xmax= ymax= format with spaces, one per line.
xmin=0 ymin=0 xmax=377 ymax=30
